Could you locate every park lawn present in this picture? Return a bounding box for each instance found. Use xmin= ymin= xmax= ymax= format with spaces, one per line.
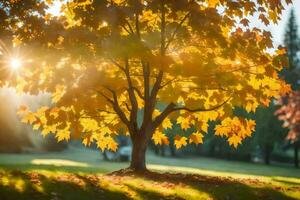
xmin=0 ymin=147 xmax=299 ymax=200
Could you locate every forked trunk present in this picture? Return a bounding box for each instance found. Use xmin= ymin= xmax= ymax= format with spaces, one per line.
xmin=130 ymin=133 xmax=148 ymax=171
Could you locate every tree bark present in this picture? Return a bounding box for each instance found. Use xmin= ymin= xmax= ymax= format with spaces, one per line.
xmin=130 ymin=133 xmax=148 ymax=171
xmin=294 ymin=142 xmax=299 ymax=168
xmin=264 ymin=146 xmax=271 ymax=165
xmin=169 ymin=141 xmax=176 ymax=157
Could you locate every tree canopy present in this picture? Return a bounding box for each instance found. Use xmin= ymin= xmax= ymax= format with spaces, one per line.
xmin=0 ymin=0 xmax=292 ymax=170
xmin=276 ymin=91 xmax=300 ymax=143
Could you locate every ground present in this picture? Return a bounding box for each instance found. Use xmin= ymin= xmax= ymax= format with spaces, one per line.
xmin=0 ymin=146 xmax=299 ymax=200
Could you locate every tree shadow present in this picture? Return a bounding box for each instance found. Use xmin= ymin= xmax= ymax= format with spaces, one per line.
xmin=272 ymin=178 xmax=300 ymax=186
xmin=0 ymin=170 xmax=129 ymax=200
xmin=0 ymin=170 xmax=298 ymax=200
xmin=125 ymin=184 xmax=185 ymax=200
xmin=114 ymin=170 xmax=298 ymax=200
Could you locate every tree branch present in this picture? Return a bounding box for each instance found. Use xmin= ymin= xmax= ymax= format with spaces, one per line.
xmin=109 ymin=58 xmax=126 ymax=72
xmin=159 ymin=77 xmax=178 ymax=89
xmin=101 ymin=87 xmax=131 ymax=128
xmin=135 ymin=0 xmax=141 ymax=38
xmin=165 ymin=11 xmax=191 ymax=51
xmin=173 ymin=95 xmax=232 ymax=112
xmin=124 ymin=58 xmax=139 ymax=132
xmin=152 ymin=95 xmax=232 ymax=130
xmin=133 ymin=86 xmax=144 ymax=100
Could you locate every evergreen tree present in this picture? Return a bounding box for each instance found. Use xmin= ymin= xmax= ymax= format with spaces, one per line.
xmin=278 ymin=9 xmax=300 ymax=167
xmin=253 ymin=8 xmax=300 ymax=166
xmin=283 ymin=9 xmax=300 ymax=90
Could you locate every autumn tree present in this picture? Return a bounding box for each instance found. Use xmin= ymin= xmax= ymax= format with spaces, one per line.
xmin=276 ymin=91 xmax=300 ymax=167
xmin=275 ymin=9 xmax=300 ymax=168
xmin=0 ymin=0 xmax=292 ymax=171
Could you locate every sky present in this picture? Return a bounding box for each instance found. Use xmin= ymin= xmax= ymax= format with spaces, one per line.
xmin=267 ymin=1 xmax=300 ymax=46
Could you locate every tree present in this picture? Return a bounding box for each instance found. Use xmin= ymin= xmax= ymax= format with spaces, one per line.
xmin=283 ymin=9 xmax=300 ymax=90
xmin=254 ymin=105 xmax=287 ymax=165
xmin=276 ymin=91 xmax=300 ymax=167
xmin=275 ymin=8 xmax=300 ymax=168
xmin=0 ymin=0 xmax=291 ymax=171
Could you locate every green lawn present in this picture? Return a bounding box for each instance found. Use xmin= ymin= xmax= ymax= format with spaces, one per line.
xmin=0 ymin=147 xmax=299 ymax=200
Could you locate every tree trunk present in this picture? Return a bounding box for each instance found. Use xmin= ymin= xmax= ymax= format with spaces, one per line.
xmin=294 ymin=143 xmax=299 ymax=168
xmin=154 ymin=145 xmax=159 ymax=155
xmin=160 ymin=145 xmax=165 ymax=156
xmin=170 ymin=141 xmax=176 ymax=157
xmin=264 ymin=146 xmax=271 ymax=165
xmin=130 ymin=134 xmax=148 ymax=171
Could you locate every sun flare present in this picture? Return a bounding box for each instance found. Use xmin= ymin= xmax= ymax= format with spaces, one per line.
xmin=10 ymin=58 xmax=22 ymax=70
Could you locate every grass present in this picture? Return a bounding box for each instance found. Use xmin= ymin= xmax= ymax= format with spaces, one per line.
xmin=0 ymin=146 xmax=299 ymax=200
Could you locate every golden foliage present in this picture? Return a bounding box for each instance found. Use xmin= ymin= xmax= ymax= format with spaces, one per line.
xmin=2 ymin=0 xmax=291 ymax=152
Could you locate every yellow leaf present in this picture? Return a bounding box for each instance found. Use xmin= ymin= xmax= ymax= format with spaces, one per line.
xmin=41 ymin=125 xmax=56 ymax=137
xmin=83 ymin=134 xmax=93 ymax=146
xmin=228 ymin=135 xmax=242 ymax=148
xmin=207 ymin=0 xmax=219 ymax=7
xmin=189 ymin=132 xmax=203 ymax=145
xmin=21 ymin=113 xmax=36 ymax=124
xmin=200 ymin=122 xmax=208 ymax=133
xmin=174 ymin=135 xmax=187 ymax=149
xmin=33 ymin=121 xmax=41 ymax=130
xmin=97 ymin=139 xmax=107 ymax=151
xmin=162 ymin=118 xmax=172 ymax=130
xmin=52 ymin=85 xmax=66 ymax=103
xmin=56 ymin=129 xmax=70 ymax=142
xmin=107 ymin=137 xmax=118 ymax=152
xmin=50 ymin=107 xmax=60 ymax=118
xmin=152 ymin=130 xmax=169 ymax=145
xmin=177 ymin=116 xmax=190 ymax=130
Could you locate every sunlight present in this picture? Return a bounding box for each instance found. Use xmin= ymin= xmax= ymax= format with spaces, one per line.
xmin=47 ymin=0 xmax=65 ymax=17
xmin=31 ymin=159 xmax=89 ymax=167
xmin=9 ymin=58 xmax=22 ymax=70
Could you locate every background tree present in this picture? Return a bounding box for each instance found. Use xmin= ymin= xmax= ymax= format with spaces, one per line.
xmin=276 ymin=91 xmax=300 ymax=167
xmin=275 ymin=8 xmax=300 ymax=168
xmin=254 ymin=106 xmax=287 ymax=165
xmin=0 ymin=0 xmax=291 ymax=171
xmin=283 ymin=9 xmax=300 ymax=90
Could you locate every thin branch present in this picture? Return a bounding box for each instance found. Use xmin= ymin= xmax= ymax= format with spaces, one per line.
xmin=173 ymin=95 xmax=232 ymax=112
xmin=151 ymin=102 xmax=176 ymax=130
xmin=124 ymin=58 xmax=139 ymax=132
xmin=98 ymin=91 xmax=114 ymax=104
xmin=135 ymin=0 xmax=141 ymax=38
xmin=120 ymin=24 xmax=132 ymax=35
xmin=152 ymin=95 xmax=232 ymax=130
xmin=125 ymin=20 xmax=135 ymax=34
xmin=133 ymin=86 xmax=145 ymax=100
xmin=165 ymin=11 xmax=191 ymax=51
xmin=102 ymin=87 xmax=131 ymax=127
xmin=109 ymin=58 xmax=126 ymax=72
xmin=159 ymin=77 xmax=178 ymax=89
xmin=125 ymin=102 xmax=132 ymax=112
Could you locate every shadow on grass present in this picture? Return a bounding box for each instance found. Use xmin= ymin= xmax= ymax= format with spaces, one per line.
xmin=272 ymin=178 xmax=300 ymax=186
xmin=0 ymin=170 xmax=130 ymax=200
xmin=0 ymin=163 xmax=107 ymax=174
xmin=114 ymin=170 xmax=298 ymax=200
xmin=0 ymin=170 xmax=298 ymax=200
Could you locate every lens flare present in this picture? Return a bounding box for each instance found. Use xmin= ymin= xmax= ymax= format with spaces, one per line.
xmin=10 ymin=58 xmax=22 ymax=70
